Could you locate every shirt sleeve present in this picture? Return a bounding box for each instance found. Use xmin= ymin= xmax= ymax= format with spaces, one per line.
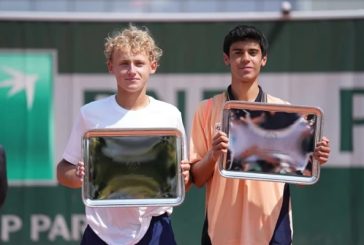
xmin=189 ymin=100 xmax=211 ymax=165
xmin=174 ymin=110 xmax=188 ymax=161
xmin=62 ymin=110 xmax=86 ymax=165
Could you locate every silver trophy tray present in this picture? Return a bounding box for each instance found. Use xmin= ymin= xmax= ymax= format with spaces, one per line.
xmin=219 ymin=101 xmax=323 ymax=185
xmin=82 ymin=128 xmax=185 ymax=207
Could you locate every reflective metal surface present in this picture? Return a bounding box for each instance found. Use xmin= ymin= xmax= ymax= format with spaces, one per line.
xmin=219 ymin=101 xmax=323 ymax=185
xmin=82 ymin=128 xmax=184 ymax=207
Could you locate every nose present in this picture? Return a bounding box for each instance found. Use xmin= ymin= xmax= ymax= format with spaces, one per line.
xmin=127 ymin=64 xmax=136 ymax=74
xmin=241 ymin=52 xmax=250 ymax=63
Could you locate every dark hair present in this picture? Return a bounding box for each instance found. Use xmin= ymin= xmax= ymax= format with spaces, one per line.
xmin=223 ymin=25 xmax=269 ymax=57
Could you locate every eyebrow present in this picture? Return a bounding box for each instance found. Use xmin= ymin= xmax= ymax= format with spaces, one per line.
xmin=231 ymin=47 xmax=260 ymax=52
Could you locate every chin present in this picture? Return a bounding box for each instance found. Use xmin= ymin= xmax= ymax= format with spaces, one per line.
xmin=237 ymin=79 xmax=255 ymax=84
xmin=119 ymin=83 xmax=139 ymax=90
xmin=124 ymin=89 xmax=141 ymax=94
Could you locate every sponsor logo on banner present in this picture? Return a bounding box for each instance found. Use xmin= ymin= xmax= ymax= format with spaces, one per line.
xmin=0 ymin=51 xmax=54 ymax=184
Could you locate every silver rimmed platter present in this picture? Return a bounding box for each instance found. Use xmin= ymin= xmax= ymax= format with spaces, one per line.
xmin=219 ymin=101 xmax=323 ymax=185
xmin=82 ymin=128 xmax=185 ymax=207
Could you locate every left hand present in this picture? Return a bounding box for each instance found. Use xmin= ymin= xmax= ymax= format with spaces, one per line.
xmin=181 ymin=160 xmax=191 ymax=186
xmin=313 ymin=136 xmax=330 ymax=165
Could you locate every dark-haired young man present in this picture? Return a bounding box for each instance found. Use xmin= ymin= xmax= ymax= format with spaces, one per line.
xmin=189 ymin=25 xmax=330 ymax=245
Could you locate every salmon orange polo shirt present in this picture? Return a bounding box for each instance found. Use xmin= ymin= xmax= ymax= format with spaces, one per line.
xmin=189 ymin=92 xmax=292 ymax=245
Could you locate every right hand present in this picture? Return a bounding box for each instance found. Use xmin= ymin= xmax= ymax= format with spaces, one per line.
xmin=210 ymin=131 xmax=229 ymax=163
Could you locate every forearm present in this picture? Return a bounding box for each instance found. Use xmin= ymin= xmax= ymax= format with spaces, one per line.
xmin=56 ymin=159 xmax=82 ymax=189
xmin=191 ymin=150 xmax=216 ymax=187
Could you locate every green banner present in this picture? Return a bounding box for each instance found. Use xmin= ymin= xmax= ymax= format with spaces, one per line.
xmin=0 ymin=52 xmax=54 ymax=182
xmin=0 ymin=18 xmax=363 ymax=245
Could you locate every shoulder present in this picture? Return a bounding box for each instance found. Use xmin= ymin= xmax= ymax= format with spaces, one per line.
xmin=266 ymin=94 xmax=290 ymax=104
xmin=196 ymin=92 xmax=225 ymax=112
xmin=149 ymin=97 xmax=181 ymax=114
xmin=80 ymin=95 xmax=115 ymax=112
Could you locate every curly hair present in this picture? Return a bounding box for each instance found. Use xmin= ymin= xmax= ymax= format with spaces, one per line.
xmin=104 ymin=24 xmax=163 ymax=64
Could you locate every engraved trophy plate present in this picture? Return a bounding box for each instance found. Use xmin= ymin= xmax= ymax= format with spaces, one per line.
xmin=82 ymin=128 xmax=185 ymax=207
xmin=219 ymin=101 xmax=323 ymax=185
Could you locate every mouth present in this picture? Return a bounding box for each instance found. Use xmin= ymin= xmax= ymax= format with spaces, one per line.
xmin=126 ymin=77 xmax=139 ymax=82
xmin=240 ymin=66 xmax=253 ymax=70
xmin=239 ymin=67 xmax=254 ymax=73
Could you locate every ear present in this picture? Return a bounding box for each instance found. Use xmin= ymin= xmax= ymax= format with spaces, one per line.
xmin=150 ymin=61 xmax=158 ymax=74
xmin=223 ymin=53 xmax=230 ymax=66
xmin=261 ymin=55 xmax=268 ymax=67
xmin=107 ymin=60 xmax=113 ymax=73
